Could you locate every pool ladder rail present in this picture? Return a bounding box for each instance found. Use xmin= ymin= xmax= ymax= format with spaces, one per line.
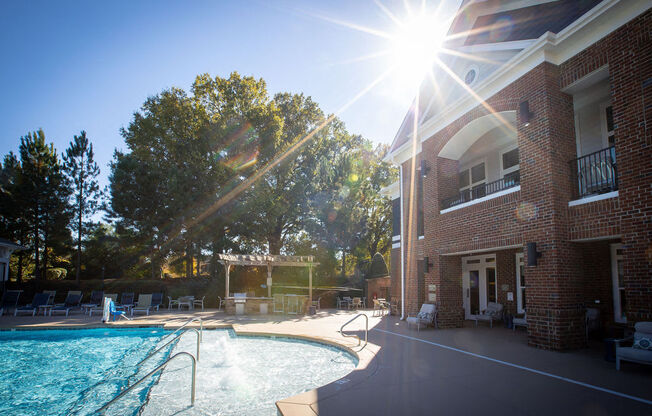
xmin=97 ymin=317 xmax=203 ymax=414
xmin=339 ymin=313 xmax=368 ymax=352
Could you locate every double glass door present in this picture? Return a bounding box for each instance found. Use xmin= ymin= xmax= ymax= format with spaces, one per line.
xmin=462 ymin=255 xmax=497 ymax=319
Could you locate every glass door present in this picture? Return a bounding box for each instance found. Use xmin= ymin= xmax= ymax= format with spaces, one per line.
xmin=610 ymin=244 xmax=626 ymax=323
xmin=516 ymin=253 xmax=526 ymax=313
xmin=463 ymin=255 xmax=497 ymax=319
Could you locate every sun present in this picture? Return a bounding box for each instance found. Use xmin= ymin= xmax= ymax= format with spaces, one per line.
xmin=389 ymin=11 xmax=449 ymax=89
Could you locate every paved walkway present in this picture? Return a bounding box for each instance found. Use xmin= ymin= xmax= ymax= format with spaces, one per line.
xmin=1 ymin=309 xmax=650 ymax=415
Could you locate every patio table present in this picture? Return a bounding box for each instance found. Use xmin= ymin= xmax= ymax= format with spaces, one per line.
xmin=38 ymin=305 xmax=52 ymax=316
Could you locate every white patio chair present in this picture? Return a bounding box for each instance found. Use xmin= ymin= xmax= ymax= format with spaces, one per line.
xmin=406 ymin=304 xmax=437 ymax=331
xmin=193 ymin=296 xmax=205 ymax=311
xmin=178 ymin=296 xmax=193 ymax=311
xmin=217 ymin=296 xmax=226 ymax=311
xmin=474 ymin=302 xmax=503 ymax=328
xmin=513 ymin=311 xmax=527 ymax=331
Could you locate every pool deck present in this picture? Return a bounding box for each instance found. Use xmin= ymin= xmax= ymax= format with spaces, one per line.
xmin=1 ymin=309 xmax=651 ymax=415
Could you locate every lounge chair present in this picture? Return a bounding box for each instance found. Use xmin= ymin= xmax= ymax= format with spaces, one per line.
xmin=51 ymin=294 xmax=83 ymax=316
xmin=151 ymin=293 xmax=163 ymax=311
xmin=89 ymin=294 xmax=117 ymax=316
xmin=131 ymin=294 xmax=152 ymax=316
xmin=474 ymin=302 xmax=503 ymax=328
xmin=117 ymin=292 xmax=134 ymax=313
xmin=42 ymin=290 xmax=56 ymax=305
xmin=82 ymin=290 xmax=104 ymax=314
xmin=513 ymin=311 xmax=527 ymax=331
xmin=14 ymin=293 xmax=51 ymax=316
xmin=406 ymin=304 xmax=437 ymax=331
xmin=615 ymin=322 xmax=652 ymax=371
xmin=1 ymin=290 xmax=22 ymax=315
xmin=55 ymin=291 xmax=81 ymax=306
xmin=193 ymin=296 xmax=205 ymax=311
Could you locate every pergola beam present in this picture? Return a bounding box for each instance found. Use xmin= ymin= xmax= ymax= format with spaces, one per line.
xmin=217 ymin=253 xmax=319 ymax=301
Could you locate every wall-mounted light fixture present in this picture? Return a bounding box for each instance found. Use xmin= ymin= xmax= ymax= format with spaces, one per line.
xmin=526 ymin=242 xmax=542 ymax=266
xmin=519 ymin=101 xmax=534 ymax=127
xmin=420 ymin=160 xmax=431 ymax=178
xmin=424 ymin=256 xmax=434 ymax=272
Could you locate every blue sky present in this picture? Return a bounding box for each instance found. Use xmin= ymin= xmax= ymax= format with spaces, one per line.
xmin=0 ymin=0 xmax=457 ymax=186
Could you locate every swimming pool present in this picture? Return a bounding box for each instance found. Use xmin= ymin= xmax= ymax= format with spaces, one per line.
xmin=0 ymin=328 xmax=171 ymax=416
xmin=0 ymin=328 xmax=357 ymax=415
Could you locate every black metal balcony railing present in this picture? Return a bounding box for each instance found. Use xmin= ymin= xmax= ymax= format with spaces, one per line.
xmin=569 ymin=146 xmax=617 ymax=199
xmin=441 ymin=171 xmax=520 ymax=210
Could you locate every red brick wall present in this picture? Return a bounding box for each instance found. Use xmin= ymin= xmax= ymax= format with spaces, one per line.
xmin=568 ymin=198 xmax=620 ymax=241
xmin=560 ymin=10 xmax=652 ymax=323
xmin=496 ymin=250 xmax=519 ymax=316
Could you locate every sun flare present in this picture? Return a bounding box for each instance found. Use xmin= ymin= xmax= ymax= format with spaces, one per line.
xmin=389 ymin=12 xmax=448 ymax=88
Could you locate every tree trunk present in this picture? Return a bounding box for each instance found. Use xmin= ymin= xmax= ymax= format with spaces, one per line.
xmin=186 ymin=240 xmax=193 ymax=278
xmin=17 ymin=252 xmax=23 ymax=284
xmin=75 ymin=201 xmax=82 ymax=283
xmin=341 ymin=250 xmax=346 ymax=279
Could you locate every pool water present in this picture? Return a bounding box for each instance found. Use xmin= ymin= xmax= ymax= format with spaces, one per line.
xmin=0 ymin=328 xmax=357 ymax=416
xmin=0 ymin=328 xmax=171 ymax=416
xmin=143 ymin=329 xmax=358 ymax=415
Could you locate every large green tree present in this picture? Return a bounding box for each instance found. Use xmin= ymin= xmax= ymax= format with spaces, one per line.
xmin=15 ymin=130 xmax=71 ymax=280
xmin=63 ymin=131 xmax=102 ymax=282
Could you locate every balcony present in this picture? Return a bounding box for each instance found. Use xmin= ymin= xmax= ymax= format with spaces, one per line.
xmin=441 ymin=171 xmax=520 ymax=210
xmin=570 ymin=146 xmax=617 ymax=199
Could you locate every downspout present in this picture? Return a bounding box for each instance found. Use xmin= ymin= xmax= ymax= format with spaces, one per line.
xmin=399 ymin=163 xmax=405 ymax=320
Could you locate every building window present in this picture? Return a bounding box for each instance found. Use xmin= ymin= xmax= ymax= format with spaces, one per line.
xmin=464 ymin=67 xmax=478 ymax=85
xmin=516 ymin=253 xmax=526 ymax=314
xmin=459 ymin=161 xmax=486 ymax=199
xmin=501 ymin=146 xmax=520 ymax=185
xmin=392 ymin=198 xmax=401 ymax=237
xmin=486 ymin=268 xmax=496 ymax=303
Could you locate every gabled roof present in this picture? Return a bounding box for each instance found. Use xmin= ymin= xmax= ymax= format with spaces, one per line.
xmin=464 ymin=0 xmax=602 ymax=46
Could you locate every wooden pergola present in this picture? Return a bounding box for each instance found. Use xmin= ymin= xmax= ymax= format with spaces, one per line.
xmin=217 ymin=254 xmax=319 ymax=300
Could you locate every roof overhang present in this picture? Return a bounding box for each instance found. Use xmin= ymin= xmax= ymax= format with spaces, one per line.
xmin=438 ymin=111 xmax=516 ymax=160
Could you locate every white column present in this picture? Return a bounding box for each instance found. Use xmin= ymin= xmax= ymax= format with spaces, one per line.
xmin=267 ymin=263 xmax=272 ymax=298
xmin=224 ymin=262 xmax=230 ymax=299
xmin=308 ymin=264 xmax=313 ymax=302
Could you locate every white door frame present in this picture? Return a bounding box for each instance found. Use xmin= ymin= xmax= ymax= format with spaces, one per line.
xmin=610 ymin=243 xmax=626 ymax=323
xmin=515 ymin=253 xmax=525 ymax=314
xmin=462 ymin=254 xmax=497 ymax=319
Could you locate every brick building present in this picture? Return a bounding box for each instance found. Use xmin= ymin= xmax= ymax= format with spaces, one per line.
xmin=382 ymin=0 xmax=651 ymax=350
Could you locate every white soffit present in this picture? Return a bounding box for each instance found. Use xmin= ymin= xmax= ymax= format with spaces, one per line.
xmin=438 ymin=111 xmax=516 ymax=160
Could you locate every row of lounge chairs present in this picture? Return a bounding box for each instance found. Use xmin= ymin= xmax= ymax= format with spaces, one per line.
xmin=0 ymin=290 xmax=165 ymax=317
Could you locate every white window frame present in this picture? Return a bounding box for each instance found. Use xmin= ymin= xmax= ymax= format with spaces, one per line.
xmin=500 ymin=144 xmax=520 ymax=178
xmin=610 ymin=243 xmax=626 ymax=323
xmin=515 ymin=253 xmax=526 ymax=314
xmin=599 ymin=101 xmax=614 ymax=148
xmin=459 ymin=157 xmax=487 ymax=193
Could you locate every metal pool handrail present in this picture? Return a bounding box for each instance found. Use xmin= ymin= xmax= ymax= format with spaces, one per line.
xmin=161 ymin=317 xmax=203 ymax=342
xmin=139 ymin=328 xmax=200 ymax=366
xmin=339 ymin=313 xmax=368 ymax=351
xmin=97 ymin=351 xmax=196 ymax=414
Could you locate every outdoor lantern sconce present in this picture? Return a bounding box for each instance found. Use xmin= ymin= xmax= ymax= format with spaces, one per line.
xmin=424 ymin=257 xmax=433 ymax=272
xmin=526 ymin=242 xmax=542 ymax=266
xmin=520 ymin=100 xmax=534 ymax=126
xmin=420 ymin=160 xmax=431 ymax=177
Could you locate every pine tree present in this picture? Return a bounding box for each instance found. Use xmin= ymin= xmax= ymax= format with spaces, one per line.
xmin=64 ymin=131 xmax=102 ymax=282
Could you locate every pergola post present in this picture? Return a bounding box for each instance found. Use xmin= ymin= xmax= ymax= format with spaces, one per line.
xmin=224 ymin=261 xmax=230 ymax=299
xmin=308 ymin=264 xmax=313 ymax=302
xmin=266 ymin=262 xmax=273 ymax=298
